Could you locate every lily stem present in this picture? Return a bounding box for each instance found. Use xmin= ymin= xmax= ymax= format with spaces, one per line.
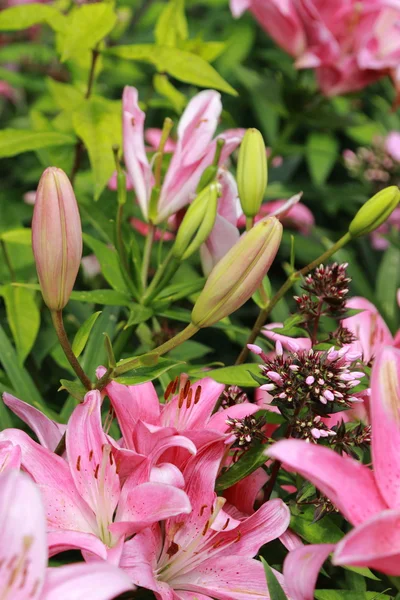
xmin=51 ymin=310 xmax=92 ymax=390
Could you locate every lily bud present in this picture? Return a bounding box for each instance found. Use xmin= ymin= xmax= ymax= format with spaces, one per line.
xmin=32 ymin=167 xmax=82 ymax=310
xmin=237 ymin=128 xmax=267 ymax=218
xmin=172 ymin=183 xmax=219 ymax=260
xmin=191 ymin=216 xmax=282 ymax=328
xmin=349 ymin=186 xmax=400 ymax=238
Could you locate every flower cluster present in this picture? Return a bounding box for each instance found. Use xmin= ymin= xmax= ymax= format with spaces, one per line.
xmin=0 ymin=374 xmax=291 ymax=599
xmin=259 ymin=343 xmax=365 ymax=410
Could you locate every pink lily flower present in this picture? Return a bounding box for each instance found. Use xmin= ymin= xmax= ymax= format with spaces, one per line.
xmin=123 ymin=86 xmax=243 ymax=223
xmin=0 ymin=469 xmax=134 ymax=600
xmin=119 ymin=440 xmax=291 ymax=599
xmin=99 ymin=372 xmax=259 ymax=484
xmin=267 ymin=345 xmax=400 ymax=599
xmin=342 ymin=296 xmax=398 ymax=363
xmin=0 ymin=390 xmax=191 ymax=561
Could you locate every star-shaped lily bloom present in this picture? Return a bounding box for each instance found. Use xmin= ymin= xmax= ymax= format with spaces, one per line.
xmin=119 ymin=440 xmax=290 ymax=600
xmin=99 ymin=372 xmax=259 ymax=485
xmin=0 ymin=390 xmax=191 ymax=563
xmin=267 ymin=346 xmax=400 ymax=600
xmin=0 ymin=469 xmax=134 ymax=600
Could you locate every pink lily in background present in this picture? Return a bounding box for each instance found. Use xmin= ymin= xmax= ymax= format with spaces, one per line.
xmin=99 ymin=371 xmax=259 ymax=483
xmin=122 ymin=86 xmax=243 ymax=223
xmin=120 ymin=441 xmax=291 ymax=599
xmin=0 ymin=390 xmax=191 ymax=562
xmin=342 ymin=296 xmax=400 ymax=362
xmin=200 ymin=168 xmax=242 ymax=275
xmin=268 ymin=346 xmax=400 ymax=599
xmin=0 ymin=469 xmax=134 ymax=600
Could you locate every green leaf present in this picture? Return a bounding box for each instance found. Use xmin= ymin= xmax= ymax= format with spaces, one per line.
xmin=306 ymin=132 xmax=339 ymax=186
xmin=0 ymin=3 xmax=66 ymax=32
xmin=315 ymin=593 xmax=390 ymax=600
xmin=0 ymin=130 xmax=75 ymax=159
xmin=261 ymin=558 xmax=288 ymax=600
xmin=1 ymin=285 xmax=40 ymax=365
xmin=72 ymin=312 xmax=102 ymax=358
xmin=290 ymin=506 xmax=343 ymax=544
xmin=153 ymin=73 xmax=186 ymax=113
xmin=376 ymin=245 xmax=400 ymax=332
xmin=69 ymin=289 xmax=131 ymax=306
xmin=215 ymin=443 xmax=267 ymax=492
xmin=59 ymin=4 xmax=117 ymax=62
xmin=125 ymin=304 xmax=153 ymax=328
xmin=106 ymin=44 xmax=237 ymax=95
xmin=81 ymin=306 xmax=120 ymax=379
xmin=113 ymin=358 xmax=184 ymax=385
xmin=59 ymin=379 xmax=86 ymax=402
xmin=47 ymin=78 xmax=84 ymax=112
xmin=73 ymin=97 xmax=121 ymax=199
xmin=155 ymin=0 xmax=188 ymax=47
xmin=0 ymin=325 xmax=46 ymax=411
xmin=83 ymin=234 xmax=130 ymax=294
xmin=200 ymin=364 xmax=262 ymax=387
xmin=0 ymin=228 xmax=32 ymax=245
xmin=169 ymin=340 xmax=212 ymax=361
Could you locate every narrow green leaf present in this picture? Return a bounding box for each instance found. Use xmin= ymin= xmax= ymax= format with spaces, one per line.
xmin=376 ymin=245 xmax=400 ymax=331
xmin=47 ymin=79 xmax=84 ymax=112
xmin=215 ymin=443 xmax=267 ymax=492
xmin=0 ymin=4 xmax=66 ymax=32
xmin=106 ymin=44 xmax=237 ymax=96
xmin=125 ymin=304 xmax=153 ymax=328
xmin=0 ymin=130 xmax=75 ymax=159
xmin=0 ymin=325 xmax=46 ymax=411
xmin=261 ymin=558 xmax=288 ymax=600
xmin=290 ymin=505 xmax=343 ymax=544
xmin=81 ymin=306 xmax=120 ymax=379
xmin=72 ymin=97 xmax=121 ymax=199
xmin=315 ymin=592 xmax=390 ymax=600
xmin=60 ymin=3 xmax=117 ymax=62
xmin=153 ymin=73 xmax=186 ymax=113
xmin=72 ymin=311 xmax=101 ymax=358
xmin=83 ymin=234 xmax=130 ymax=294
xmin=113 ymin=358 xmax=184 ymax=385
xmin=1 ymin=285 xmax=40 ymax=365
xmin=69 ymin=289 xmax=131 ymax=306
xmin=202 ymin=364 xmax=262 ymax=387
xmin=0 ymin=228 xmax=32 ymax=245
xmin=306 ymin=132 xmax=339 ymax=186
xmin=59 ymin=379 xmax=86 ymax=402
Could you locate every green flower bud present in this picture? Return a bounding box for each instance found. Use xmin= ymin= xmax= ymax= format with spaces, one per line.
xmin=237 ymin=128 xmax=268 ymax=218
xmin=349 ymin=186 xmax=400 ymax=238
xmin=191 ymin=216 xmax=282 ymax=328
xmin=172 ymin=183 xmax=219 ymax=261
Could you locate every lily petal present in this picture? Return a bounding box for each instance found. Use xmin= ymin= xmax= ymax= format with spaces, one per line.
xmin=0 ymin=440 xmax=21 ymax=472
xmin=333 ymin=508 xmax=400 ymax=576
xmin=42 ymin=562 xmax=134 ymax=600
xmin=284 ymin=544 xmax=335 ymax=600
xmin=370 ymin=346 xmax=400 ymax=507
xmin=268 ymin=439 xmax=387 ymax=525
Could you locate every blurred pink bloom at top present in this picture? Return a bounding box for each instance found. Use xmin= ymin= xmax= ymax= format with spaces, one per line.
xmin=231 ymin=0 xmax=400 ymax=96
xmin=230 ymin=0 xmax=306 ymax=57
xmin=123 ymin=86 xmax=243 ymax=223
xmin=0 ymin=80 xmax=17 ymax=102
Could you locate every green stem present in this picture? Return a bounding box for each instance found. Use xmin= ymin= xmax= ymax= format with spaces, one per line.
xmin=141 ymin=223 xmax=155 ymax=290
xmin=235 ymin=232 xmax=352 ymax=365
xmin=245 ymin=216 xmax=254 ymax=232
xmin=51 ymin=310 xmax=92 ymax=390
xmin=114 ymin=323 xmax=199 ymax=377
xmin=142 ymin=249 xmax=176 ymax=305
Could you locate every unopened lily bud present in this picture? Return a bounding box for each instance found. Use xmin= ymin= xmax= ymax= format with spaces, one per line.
xmin=237 ymin=128 xmax=267 ymax=218
xmin=172 ymin=183 xmax=219 ymax=260
xmin=349 ymin=185 xmax=400 ymax=238
xmin=191 ymin=216 xmax=282 ymax=328
xmin=32 ymin=167 xmax=82 ymax=310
